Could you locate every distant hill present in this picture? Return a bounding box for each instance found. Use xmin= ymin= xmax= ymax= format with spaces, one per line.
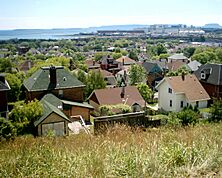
xmin=88 ymin=25 xmax=149 ymax=32
xmin=202 ymin=23 xmax=222 ymax=29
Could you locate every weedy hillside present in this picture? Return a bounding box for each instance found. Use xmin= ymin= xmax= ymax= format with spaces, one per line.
xmin=0 ymin=123 xmax=222 ymax=177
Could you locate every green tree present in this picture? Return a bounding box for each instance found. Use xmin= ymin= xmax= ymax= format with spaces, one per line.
xmin=6 ymin=73 xmax=22 ymax=102
xmin=159 ymin=53 xmax=170 ymax=60
xmin=136 ymin=83 xmax=153 ymax=103
xmin=85 ymin=70 xmax=106 ymax=98
xmin=156 ymin=43 xmax=167 ymax=56
xmin=112 ymin=53 xmax=122 ymax=59
xmin=128 ymin=50 xmax=138 ymax=61
xmin=183 ymin=47 xmax=196 ymax=58
xmin=0 ymin=58 xmax=13 ymax=73
xmin=129 ymin=64 xmax=146 ymax=85
xmin=192 ymin=51 xmax=217 ymax=64
xmin=73 ymin=69 xmax=87 ymax=84
xmin=9 ymin=99 xmax=43 ymax=135
xmin=0 ymin=117 xmax=17 ymax=141
xmin=209 ymin=100 xmax=222 ymax=122
xmin=166 ymin=66 xmax=191 ymax=77
xmin=169 ymin=106 xmax=199 ymax=126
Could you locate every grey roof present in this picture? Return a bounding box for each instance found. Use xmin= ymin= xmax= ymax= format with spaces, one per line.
xmin=23 ymin=66 xmax=85 ymax=91
xmin=194 ymin=63 xmax=222 ymax=85
xmin=187 ymin=60 xmax=202 ymax=71
xmin=0 ymin=74 xmax=10 ymax=91
xmin=168 ymin=53 xmax=188 ymax=60
xmin=142 ymin=61 xmax=163 ymax=73
xmin=105 ymin=76 xmax=117 ymax=86
xmin=61 ymin=100 xmax=94 ymax=109
xmin=34 ymin=97 xmax=70 ymax=127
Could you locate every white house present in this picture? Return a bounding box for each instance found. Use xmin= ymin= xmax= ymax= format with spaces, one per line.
xmin=156 ymin=74 xmax=210 ymax=112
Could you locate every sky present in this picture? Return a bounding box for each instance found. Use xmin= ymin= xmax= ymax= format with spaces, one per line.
xmin=0 ymin=0 xmax=222 ymax=30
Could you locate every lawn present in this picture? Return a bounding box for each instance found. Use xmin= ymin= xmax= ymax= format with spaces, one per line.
xmin=0 ymin=123 xmax=222 ymax=177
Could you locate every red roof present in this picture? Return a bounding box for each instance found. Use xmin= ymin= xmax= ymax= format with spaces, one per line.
xmin=89 ymin=86 xmax=145 ymax=107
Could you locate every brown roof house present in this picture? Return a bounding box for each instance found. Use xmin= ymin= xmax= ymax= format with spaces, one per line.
xmin=116 ymin=56 xmax=136 ymax=67
xmin=93 ymin=69 xmax=117 ymax=88
xmin=194 ymin=63 xmax=222 ymax=99
xmin=85 ymin=58 xmax=100 ymax=70
xmin=156 ymin=74 xmax=210 ymax=112
xmin=88 ymin=86 xmax=145 ymax=112
xmin=0 ymin=74 xmax=10 ymax=118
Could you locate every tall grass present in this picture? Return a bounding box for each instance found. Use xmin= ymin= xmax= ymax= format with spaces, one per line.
xmin=0 ymin=123 xmax=222 ymax=177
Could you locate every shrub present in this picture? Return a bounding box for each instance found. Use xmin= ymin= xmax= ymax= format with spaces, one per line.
xmin=0 ymin=117 xmax=17 ymax=141
xmin=209 ymin=99 xmax=222 ymax=122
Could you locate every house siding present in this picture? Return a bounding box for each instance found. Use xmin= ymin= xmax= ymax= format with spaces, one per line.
xmin=63 ymin=106 xmax=91 ymax=121
xmin=200 ymin=82 xmax=221 ymax=99
xmin=158 ymin=80 xmax=208 ymax=112
xmin=27 ymin=87 xmax=84 ymax=102
xmin=37 ymin=112 xmax=69 ymax=136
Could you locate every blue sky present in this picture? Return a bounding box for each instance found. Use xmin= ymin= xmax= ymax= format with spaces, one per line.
xmin=0 ymin=0 xmax=222 ymax=29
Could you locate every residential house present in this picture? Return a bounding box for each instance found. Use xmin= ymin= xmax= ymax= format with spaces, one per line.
xmin=88 ymin=86 xmax=145 ymax=112
xmin=187 ymin=60 xmax=202 ymax=72
xmin=0 ymin=74 xmax=10 ymax=118
xmin=23 ymin=66 xmax=85 ymax=102
xmin=116 ymin=56 xmax=136 ymax=67
xmin=194 ymin=63 xmax=222 ymax=99
xmin=19 ymin=60 xmax=34 ymax=73
xmin=85 ymin=58 xmax=100 ymax=70
xmin=142 ymin=61 xmax=163 ymax=88
xmin=168 ymin=53 xmax=188 ymax=63
xmin=156 ymin=74 xmax=210 ymax=112
xmin=35 ymin=95 xmax=70 ymax=136
xmin=99 ymin=55 xmax=121 ymax=74
xmin=167 ymin=60 xmax=189 ymax=72
xmin=35 ymin=93 xmax=94 ymax=136
xmin=93 ymin=69 xmax=117 ymax=88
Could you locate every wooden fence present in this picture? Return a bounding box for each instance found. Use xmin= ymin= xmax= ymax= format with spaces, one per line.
xmin=94 ymin=112 xmax=161 ymax=133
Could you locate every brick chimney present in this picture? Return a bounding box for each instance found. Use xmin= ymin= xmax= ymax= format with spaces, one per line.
xmin=181 ymin=73 xmax=185 ymax=81
xmin=120 ymin=86 xmax=125 ymax=98
xmin=49 ymin=66 xmax=57 ymax=84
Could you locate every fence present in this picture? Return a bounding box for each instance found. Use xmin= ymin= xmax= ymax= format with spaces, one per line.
xmin=94 ymin=112 xmax=161 ymax=133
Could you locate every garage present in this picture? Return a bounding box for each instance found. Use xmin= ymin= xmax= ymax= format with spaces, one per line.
xmin=42 ymin=122 xmax=65 ymax=136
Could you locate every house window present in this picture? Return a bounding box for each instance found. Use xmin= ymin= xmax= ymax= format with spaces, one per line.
xmin=170 ymin=100 xmax=172 ymax=107
xmin=58 ymin=90 xmax=64 ymax=98
xmin=168 ymin=88 xmax=172 ymax=93
xmin=181 ymin=101 xmax=184 ymax=108
xmin=201 ymin=72 xmax=206 ymax=80
xmin=196 ymin=101 xmax=199 ymax=108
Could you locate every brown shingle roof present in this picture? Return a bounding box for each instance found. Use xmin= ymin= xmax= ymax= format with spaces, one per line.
xmin=116 ymin=56 xmax=136 ymax=65
xmin=167 ymin=60 xmax=187 ymax=71
xmin=89 ymin=86 xmax=145 ymax=107
xmin=165 ymin=75 xmax=210 ymax=102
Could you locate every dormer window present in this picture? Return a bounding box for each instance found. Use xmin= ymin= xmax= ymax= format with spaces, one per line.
xmin=168 ymin=88 xmax=172 ymax=93
xmin=201 ymin=71 xmax=206 ymax=80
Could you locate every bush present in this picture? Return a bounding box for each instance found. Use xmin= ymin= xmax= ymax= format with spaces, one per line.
xmin=209 ymin=100 xmax=222 ymax=122
xmin=99 ymin=104 xmax=132 ymax=116
xmin=0 ymin=117 xmax=17 ymax=141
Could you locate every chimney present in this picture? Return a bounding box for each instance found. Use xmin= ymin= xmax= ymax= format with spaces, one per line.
xmin=123 ymin=57 xmax=125 ymax=65
xmin=93 ymin=60 xmax=95 ymax=66
xmin=49 ymin=66 xmax=57 ymax=84
xmin=181 ymin=73 xmax=185 ymax=81
xmin=120 ymin=86 xmax=125 ymax=98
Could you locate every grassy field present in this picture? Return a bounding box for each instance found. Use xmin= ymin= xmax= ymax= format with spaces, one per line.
xmin=0 ymin=123 xmax=222 ymax=177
